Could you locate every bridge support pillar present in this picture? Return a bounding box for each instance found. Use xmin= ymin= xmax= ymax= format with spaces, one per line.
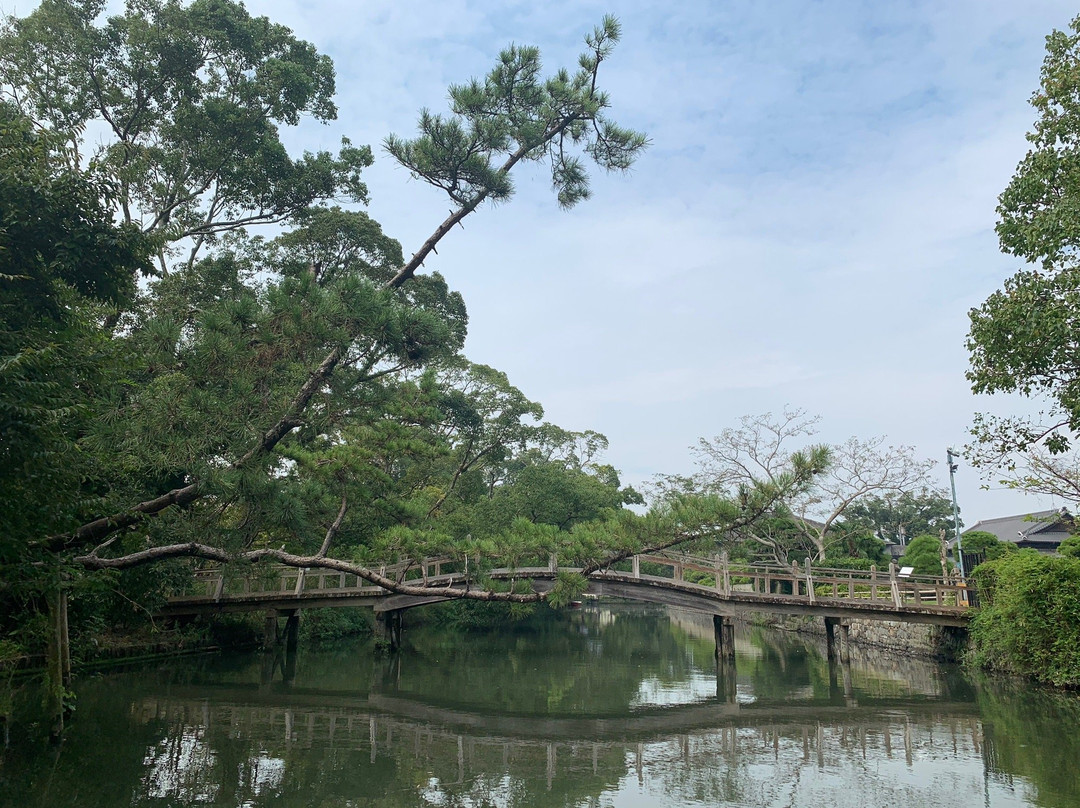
xmin=713 ymin=615 xmax=735 ymax=663
xmin=377 ymin=610 xmax=403 ymax=651
xmin=714 ymin=615 xmax=737 ymax=702
xmin=263 ymin=612 xmax=279 ymax=651
xmin=282 ymin=610 xmax=300 ymax=683
xmin=824 ymin=617 xmax=839 ymax=664
xmin=838 ymin=621 xmax=851 ymax=664
xmin=283 ymin=610 xmax=300 ymax=655
xmin=825 ymin=617 xmax=851 ymax=664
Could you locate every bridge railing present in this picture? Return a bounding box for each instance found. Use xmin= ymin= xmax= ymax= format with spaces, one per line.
xmin=616 ymin=552 xmax=971 ymax=610
xmin=175 ymin=550 xmax=972 ymax=612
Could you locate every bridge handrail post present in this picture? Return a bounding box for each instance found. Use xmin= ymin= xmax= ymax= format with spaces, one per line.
xmin=632 ymin=555 xmax=640 ymax=579
xmin=213 ymin=573 xmax=224 ymax=602
xmin=805 ymin=557 xmax=815 ymax=604
xmin=791 ymin=560 xmax=799 ymax=597
xmin=870 ymin=565 xmax=878 ymax=602
xmin=548 ymin=553 xmax=557 ymax=574
xmin=293 ymin=568 xmax=306 ymax=596
xmin=889 ymin=561 xmax=902 ymax=607
xmin=722 ymin=552 xmax=731 ymax=595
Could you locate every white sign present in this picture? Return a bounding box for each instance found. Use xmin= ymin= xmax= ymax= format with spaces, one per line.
xmin=898 ymin=566 xmax=914 ymax=578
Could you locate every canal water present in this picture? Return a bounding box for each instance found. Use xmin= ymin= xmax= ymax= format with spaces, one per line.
xmin=2 ymin=603 xmax=1079 ymax=807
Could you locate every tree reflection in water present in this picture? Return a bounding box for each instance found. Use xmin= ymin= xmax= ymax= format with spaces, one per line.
xmin=1 ymin=604 xmax=1077 ymax=807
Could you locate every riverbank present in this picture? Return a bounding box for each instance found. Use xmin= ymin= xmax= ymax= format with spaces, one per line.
xmin=747 ymin=612 xmax=969 ymax=662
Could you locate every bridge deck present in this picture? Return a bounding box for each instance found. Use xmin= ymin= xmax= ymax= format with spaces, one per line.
xmin=161 ymin=553 xmax=972 ymax=626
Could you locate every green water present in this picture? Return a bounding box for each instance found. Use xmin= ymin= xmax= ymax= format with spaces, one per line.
xmin=2 ymin=604 xmax=1079 ymax=807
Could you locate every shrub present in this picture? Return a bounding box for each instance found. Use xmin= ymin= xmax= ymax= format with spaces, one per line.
xmin=899 ymin=534 xmax=945 ymax=576
xmin=1059 ymin=535 xmax=1080 ymax=558
xmin=969 ymin=551 xmax=1080 ymax=686
xmin=819 ymin=557 xmax=877 ymax=571
xmin=300 ymin=608 xmax=374 ymax=644
xmin=961 ymin=530 xmax=1015 ymax=564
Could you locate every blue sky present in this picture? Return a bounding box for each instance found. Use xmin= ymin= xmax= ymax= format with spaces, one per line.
xmin=12 ymin=0 xmax=1078 ymax=523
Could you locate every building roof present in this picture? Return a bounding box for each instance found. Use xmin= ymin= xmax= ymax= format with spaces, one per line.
xmin=963 ymin=509 xmax=1073 ymax=548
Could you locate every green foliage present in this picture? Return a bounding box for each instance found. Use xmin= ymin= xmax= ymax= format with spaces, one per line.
xmin=661 ymin=410 xmax=934 ymax=563
xmin=899 ymin=534 xmax=945 ymax=577
xmin=970 ymin=551 xmax=1080 ymax=686
xmin=385 ymin=16 xmax=646 ymax=210
xmin=0 ymin=0 xmax=367 ymax=260
xmin=967 ymin=15 xmax=1080 ymax=495
xmin=819 ymin=556 xmax=878 ymax=571
xmin=845 ymin=489 xmax=959 ymax=543
xmin=1059 ymin=535 xmax=1080 ymax=558
xmin=299 ymin=607 xmax=373 ymax=644
xmin=424 ymin=599 xmax=537 ymax=631
xmin=824 ymin=525 xmax=888 ymax=565
xmin=0 ymin=99 xmax=151 ymax=625
xmin=960 ymin=530 xmax=1015 ymax=564
xmin=0 ymin=1 xmax=688 ymax=671
xmin=997 ymin=15 xmax=1080 ymax=268
xmin=546 ymin=572 xmax=588 ymax=608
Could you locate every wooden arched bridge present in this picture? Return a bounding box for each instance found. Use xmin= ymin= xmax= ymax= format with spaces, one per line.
xmin=161 ymin=552 xmax=973 ymax=660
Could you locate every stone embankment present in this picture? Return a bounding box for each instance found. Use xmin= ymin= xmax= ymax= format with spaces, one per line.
xmin=756 ymin=613 xmax=968 ymax=661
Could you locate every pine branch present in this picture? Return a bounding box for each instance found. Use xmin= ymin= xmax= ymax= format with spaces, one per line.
xmin=74 ymin=544 xmax=544 ymax=604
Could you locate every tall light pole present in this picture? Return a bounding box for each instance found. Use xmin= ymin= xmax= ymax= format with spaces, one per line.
xmin=947 ymin=448 xmax=965 ymax=579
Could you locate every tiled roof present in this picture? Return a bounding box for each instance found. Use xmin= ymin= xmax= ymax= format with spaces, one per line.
xmin=964 ymin=509 xmax=1072 ymax=546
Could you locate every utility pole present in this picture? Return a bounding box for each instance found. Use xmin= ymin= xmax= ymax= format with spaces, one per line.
xmin=947 ymin=448 xmax=965 ymax=579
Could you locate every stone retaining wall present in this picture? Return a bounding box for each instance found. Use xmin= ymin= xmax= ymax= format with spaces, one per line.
xmin=755 ymin=613 xmax=968 ymax=661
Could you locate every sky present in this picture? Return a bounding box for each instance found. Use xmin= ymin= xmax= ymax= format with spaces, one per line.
xmin=10 ymin=0 xmax=1077 ymax=525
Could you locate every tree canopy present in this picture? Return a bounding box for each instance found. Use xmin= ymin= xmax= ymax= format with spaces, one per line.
xmin=0 ymin=4 xmax=837 ymax=676
xmin=655 ymin=410 xmax=935 ymax=564
xmin=967 ymin=14 xmax=1080 ymax=500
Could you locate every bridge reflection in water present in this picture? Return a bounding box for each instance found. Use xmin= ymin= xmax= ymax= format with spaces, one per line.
xmin=133 ymin=694 xmax=986 ymax=801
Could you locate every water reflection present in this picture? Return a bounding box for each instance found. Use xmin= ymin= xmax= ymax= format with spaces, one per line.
xmin=2 ymin=603 xmax=1079 ymax=807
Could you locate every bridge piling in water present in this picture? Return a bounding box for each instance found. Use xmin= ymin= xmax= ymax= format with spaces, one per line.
xmin=825 ymin=617 xmax=839 ymax=663
xmin=377 ymin=610 xmax=403 ymax=651
xmin=277 ymin=610 xmax=300 ymax=682
xmin=713 ymin=615 xmax=735 ymax=664
xmin=263 ymin=612 xmax=278 ymax=651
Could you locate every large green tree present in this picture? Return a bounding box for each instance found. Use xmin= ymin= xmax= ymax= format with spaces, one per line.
xmin=967 ymin=14 xmax=1080 ymax=499
xmin=0 ymin=2 xmax=819 ymax=653
xmin=843 ymin=489 xmax=959 ymax=545
xmin=0 ymin=0 xmax=369 ymax=273
xmin=0 ymin=101 xmax=149 ymax=564
xmin=0 ymin=5 xmax=835 ymax=706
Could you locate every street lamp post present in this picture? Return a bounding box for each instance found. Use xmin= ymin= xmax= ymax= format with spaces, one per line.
xmin=947 ymin=448 xmax=965 ymax=579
